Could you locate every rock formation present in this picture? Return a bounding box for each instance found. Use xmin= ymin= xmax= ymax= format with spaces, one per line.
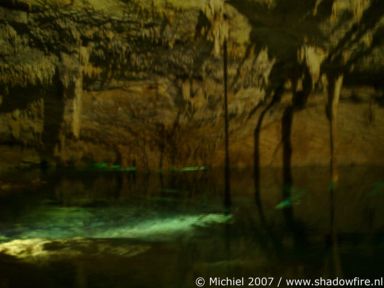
xmin=0 ymin=0 xmax=383 ymax=171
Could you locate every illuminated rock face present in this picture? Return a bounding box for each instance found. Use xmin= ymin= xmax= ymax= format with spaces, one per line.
xmin=0 ymin=238 xmax=150 ymax=262
xmin=0 ymin=0 xmax=383 ymax=170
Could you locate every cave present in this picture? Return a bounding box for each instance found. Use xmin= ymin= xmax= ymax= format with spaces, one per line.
xmin=1 ymin=0 xmax=384 ymax=287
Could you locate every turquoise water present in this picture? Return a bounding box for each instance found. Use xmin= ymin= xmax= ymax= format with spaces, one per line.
xmin=0 ymin=206 xmax=232 ymax=241
xmin=0 ymin=167 xmax=383 ymax=287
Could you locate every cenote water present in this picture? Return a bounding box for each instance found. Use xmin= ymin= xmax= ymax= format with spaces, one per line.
xmin=0 ymin=166 xmax=383 ymax=288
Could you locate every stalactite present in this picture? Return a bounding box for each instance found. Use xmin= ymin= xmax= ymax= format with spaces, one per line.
xmin=80 ymin=46 xmax=102 ymax=79
xmin=0 ymin=23 xmax=56 ymax=87
xmin=255 ymin=48 xmax=275 ymax=88
xmin=328 ymin=73 xmax=344 ymax=186
xmin=203 ymin=0 xmax=228 ymax=57
xmin=351 ymin=0 xmax=371 ymax=22
xmin=313 ymin=0 xmax=323 ymax=16
xmin=59 ymin=53 xmax=83 ymax=140
xmin=232 ymin=47 xmax=275 ymax=103
xmin=331 ymin=0 xmax=371 ymax=23
xmin=298 ymin=44 xmax=327 ymax=89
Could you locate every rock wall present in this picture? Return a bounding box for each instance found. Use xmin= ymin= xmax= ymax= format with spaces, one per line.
xmin=0 ymin=0 xmax=383 ymax=171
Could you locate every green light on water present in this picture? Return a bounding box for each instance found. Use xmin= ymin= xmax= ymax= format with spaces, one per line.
xmin=94 ymin=162 xmax=108 ymax=169
xmin=275 ymin=199 xmax=293 ymax=209
xmin=0 ymin=208 xmax=232 ymax=242
xmin=275 ymin=187 xmax=305 ymax=210
xmin=168 ymin=166 xmax=208 ymax=173
xmin=0 ymin=212 xmax=232 ymax=261
xmin=180 ymin=166 xmax=207 ymax=172
xmin=110 ymin=164 xmax=121 ymax=170
xmin=97 ymin=213 xmax=233 ymax=239
xmin=92 ymin=162 xmax=136 ymax=172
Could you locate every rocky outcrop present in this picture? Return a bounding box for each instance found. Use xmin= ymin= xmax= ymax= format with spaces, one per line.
xmin=0 ymin=0 xmax=383 ymax=171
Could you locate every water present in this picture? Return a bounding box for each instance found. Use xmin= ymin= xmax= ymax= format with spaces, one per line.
xmin=0 ymin=166 xmax=383 ymax=288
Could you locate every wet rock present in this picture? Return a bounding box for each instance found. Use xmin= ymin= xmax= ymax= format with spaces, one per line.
xmin=0 ymin=238 xmax=150 ymax=263
xmin=0 ymin=0 xmax=383 ymax=170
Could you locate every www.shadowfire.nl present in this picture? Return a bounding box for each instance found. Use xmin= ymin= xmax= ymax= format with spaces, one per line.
xmin=286 ymin=277 xmax=384 ymax=287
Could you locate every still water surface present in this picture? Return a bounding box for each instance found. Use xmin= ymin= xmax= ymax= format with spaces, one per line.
xmin=0 ymin=166 xmax=383 ymax=287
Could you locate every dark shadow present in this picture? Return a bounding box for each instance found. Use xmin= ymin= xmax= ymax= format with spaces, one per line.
xmin=0 ymin=1 xmax=30 ymax=12
xmin=0 ymin=86 xmax=40 ymax=115
xmin=226 ymin=0 xmax=331 ymax=225
xmin=39 ymin=73 xmax=65 ymax=164
xmin=114 ymin=173 xmax=123 ymax=199
xmin=252 ymin=57 xmax=311 ymax=233
xmin=281 ymin=105 xmax=294 ymax=223
xmin=228 ymin=0 xmax=332 ymax=61
xmin=0 ymin=73 xmax=66 ymax=166
xmin=0 ymin=253 xmax=55 ymax=288
xmin=251 ymin=65 xmax=287 ymax=260
xmin=0 ymin=81 xmax=65 ymax=169
xmin=280 ymin=69 xmax=312 ymax=249
xmin=324 ymin=181 xmax=343 ymax=277
xmin=226 ymin=0 xmax=383 ymax=253
xmin=323 ymin=0 xmax=384 ymax=74
xmin=227 ymin=0 xmax=333 ymax=117
xmin=253 ymin=82 xmax=283 ymax=224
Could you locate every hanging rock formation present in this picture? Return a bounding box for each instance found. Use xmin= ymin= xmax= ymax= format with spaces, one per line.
xmin=0 ymin=0 xmax=383 ymax=171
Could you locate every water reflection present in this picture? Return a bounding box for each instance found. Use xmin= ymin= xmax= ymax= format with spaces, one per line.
xmin=325 ymin=184 xmax=342 ymax=278
xmin=0 ymin=166 xmax=383 ymax=287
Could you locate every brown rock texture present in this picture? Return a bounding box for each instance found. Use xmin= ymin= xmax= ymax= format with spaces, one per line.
xmin=0 ymin=0 xmax=383 ymax=171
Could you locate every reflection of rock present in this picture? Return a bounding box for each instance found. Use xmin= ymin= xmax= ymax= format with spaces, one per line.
xmin=0 ymin=238 xmax=150 ymax=263
xmin=0 ymin=178 xmax=44 ymax=196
